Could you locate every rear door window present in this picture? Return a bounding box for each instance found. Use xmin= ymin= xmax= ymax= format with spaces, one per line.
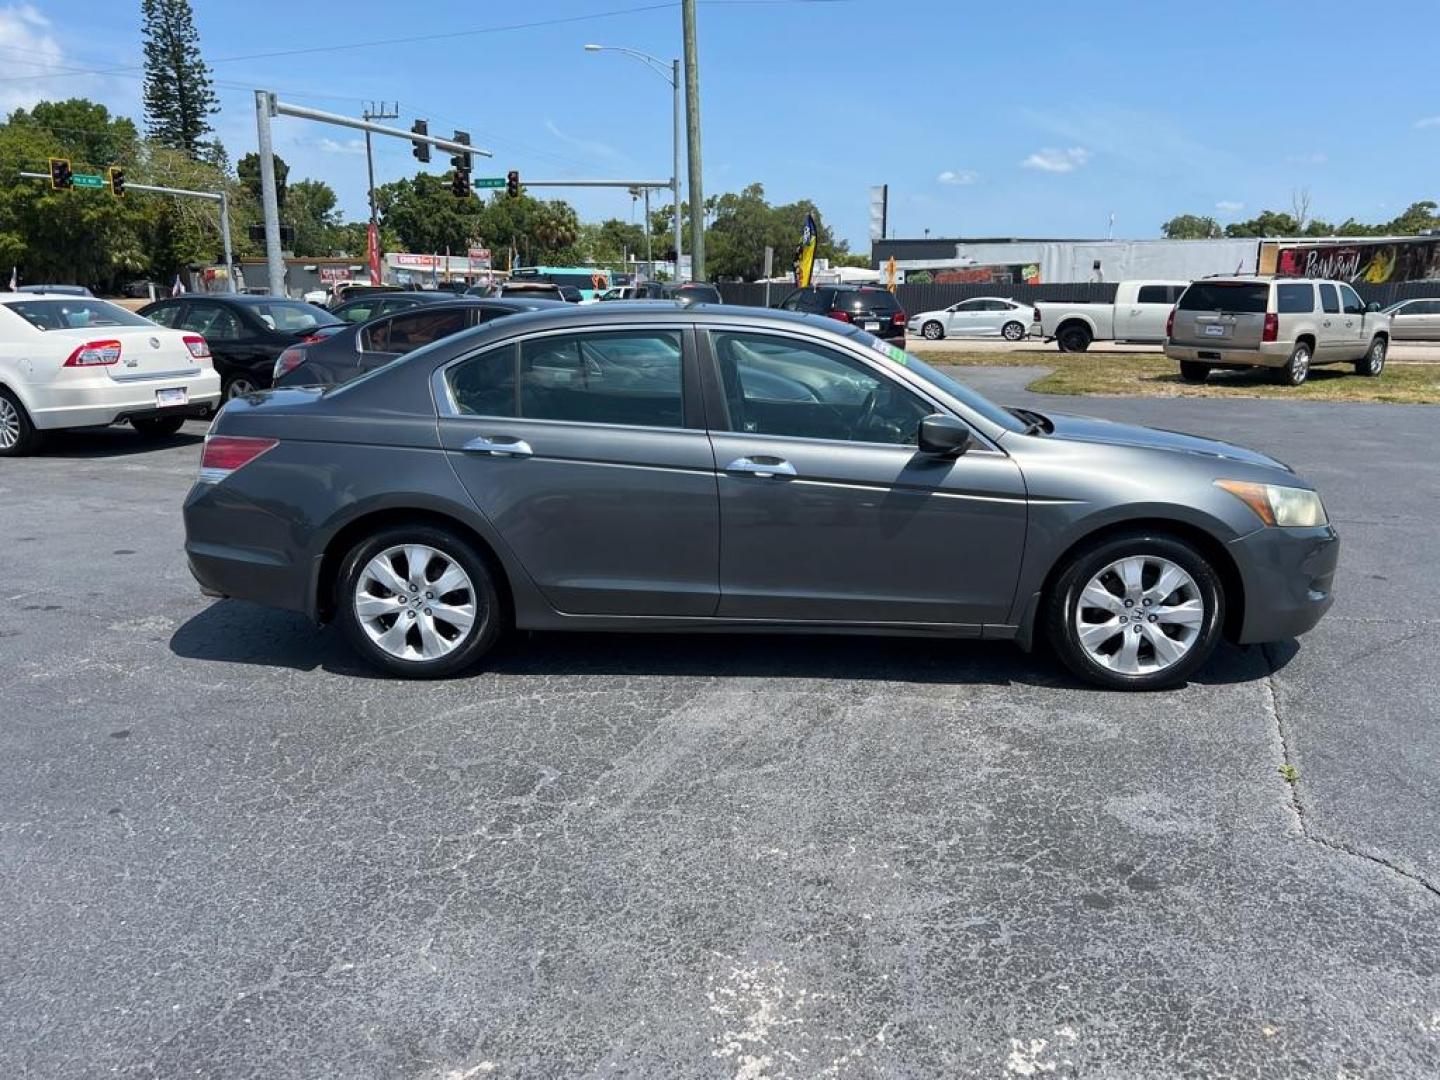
xmin=181 ymin=303 xmax=242 ymax=341
xmin=145 ymin=303 xmax=184 ymax=328
xmin=381 ymin=308 xmax=469 ymax=354
xmin=1136 ymin=285 xmax=1171 ymax=304
xmin=1177 ymin=282 xmax=1269 ymax=313
xmin=1276 ymin=283 xmax=1315 ymax=314
xmin=1319 ymin=284 xmax=1340 ymax=314
xmin=519 ymin=330 xmax=684 ymax=428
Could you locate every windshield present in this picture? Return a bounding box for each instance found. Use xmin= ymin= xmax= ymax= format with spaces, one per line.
xmin=5 ymin=298 xmax=153 ymax=331
xmin=249 ymin=301 xmax=342 ymax=331
xmin=842 ymin=327 xmax=1026 ymax=434
xmin=1178 ymin=281 xmax=1269 ymax=314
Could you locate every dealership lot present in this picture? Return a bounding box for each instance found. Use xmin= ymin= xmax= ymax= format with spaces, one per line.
xmin=2 ymin=372 xmax=1438 ymax=1077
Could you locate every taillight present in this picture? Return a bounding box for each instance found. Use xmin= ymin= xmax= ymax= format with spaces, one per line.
xmin=273 ymin=347 xmax=307 ymax=381
xmin=1032 ymin=307 xmax=1041 ymax=322
xmin=1165 ymin=306 xmax=1175 ymax=338
xmin=299 ymin=333 xmax=327 ymax=344
xmin=891 ymin=311 xmax=906 ymax=326
xmin=827 ymin=309 xmax=852 ymax=322
xmin=183 ymin=334 xmax=211 ymax=359
xmin=199 ymin=434 xmax=278 ymax=484
xmin=1262 ymin=313 xmax=1279 ymax=342
xmin=63 ymin=339 xmax=122 ymax=367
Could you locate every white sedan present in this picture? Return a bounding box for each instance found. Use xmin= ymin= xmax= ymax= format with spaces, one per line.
xmin=0 ymin=293 xmax=221 ymax=456
xmin=907 ymin=297 xmax=1033 ymax=341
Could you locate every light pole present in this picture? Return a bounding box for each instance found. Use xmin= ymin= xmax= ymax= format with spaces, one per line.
xmin=584 ymin=44 xmax=683 ymax=281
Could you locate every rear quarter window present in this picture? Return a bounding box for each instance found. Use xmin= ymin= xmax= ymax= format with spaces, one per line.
xmin=1136 ymin=285 xmax=1171 ymax=304
xmin=1276 ymin=283 xmax=1315 ymax=314
xmin=1177 ymin=282 xmax=1270 ymax=314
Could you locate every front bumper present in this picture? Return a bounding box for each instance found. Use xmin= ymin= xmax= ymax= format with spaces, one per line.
xmin=1228 ymin=524 xmax=1339 ymax=643
xmin=1164 ymin=341 xmax=1291 ymax=368
xmin=30 ymin=370 xmax=222 ymax=430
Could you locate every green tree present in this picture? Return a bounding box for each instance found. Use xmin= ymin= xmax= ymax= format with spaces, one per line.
xmin=286 ymin=178 xmax=342 ymax=257
xmin=141 ymin=0 xmax=219 ymax=156
xmin=1224 ymin=210 xmax=1301 ymax=238
xmin=700 ymin=183 xmax=852 ymax=281
xmin=375 ymin=173 xmax=487 ymax=254
xmin=1160 ymin=214 xmax=1222 ymax=239
xmin=237 ymin=151 xmax=287 ymax=210
xmin=1384 ymin=201 xmax=1440 ymax=235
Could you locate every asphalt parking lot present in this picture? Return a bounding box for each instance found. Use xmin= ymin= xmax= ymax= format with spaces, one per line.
xmin=3 ymin=370 xmax=1438 ymax=1078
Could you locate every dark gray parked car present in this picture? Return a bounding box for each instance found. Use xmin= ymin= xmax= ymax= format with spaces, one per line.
xmin=184 ymin=305 xmax=1338 ymax=690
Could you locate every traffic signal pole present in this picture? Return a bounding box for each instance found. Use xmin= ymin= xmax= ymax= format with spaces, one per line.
xmin=253 ymin=91 xmax=490 ymax=296
xmin=19 ymin=171 xmax=236 ymax=293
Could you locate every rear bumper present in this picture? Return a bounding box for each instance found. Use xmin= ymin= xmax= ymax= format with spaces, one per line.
xmin=183 ymin=480 xmax=318 ymax=618
xmin=1228 ymin=524 xmax=1339 ymax=643
xmin=29 ymin=370 xmax=221 ymax=429
xmin=1164 ymin=341 xmax=1291 ymax=368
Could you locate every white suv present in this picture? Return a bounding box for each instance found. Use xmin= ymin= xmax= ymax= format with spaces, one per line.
xmin=1165 ymin=276 xmax=1390 ymax=386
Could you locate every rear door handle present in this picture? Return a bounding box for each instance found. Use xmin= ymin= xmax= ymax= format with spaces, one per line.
xmin=463 ymin=435 xmax=532 ymax=457
xmin=726 ymin=455 xmax=796 ymax=478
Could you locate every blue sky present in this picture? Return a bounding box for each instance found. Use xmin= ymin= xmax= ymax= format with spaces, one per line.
xmin=4 ymin=0 xmax=1438 ymax=251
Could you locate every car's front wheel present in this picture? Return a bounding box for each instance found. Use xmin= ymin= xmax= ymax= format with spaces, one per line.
xmin=1001 ymin=320 xmax=1026 ymax=342
xmin=921 ymin=320 xmax=944 ymax=340
xmin=0 ymin=388 xmax=40 ymax=457
xmin=1045 ymin=531 xmax=1225 ymax=691
xmin=336 ymin=525 xmax=503 ymax=678
xmin=1355 ymin=336 xmax=1386 ymax=377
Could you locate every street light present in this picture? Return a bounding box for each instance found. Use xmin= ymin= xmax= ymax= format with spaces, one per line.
xmin=584 ymin=44 xmax=683 ymax=282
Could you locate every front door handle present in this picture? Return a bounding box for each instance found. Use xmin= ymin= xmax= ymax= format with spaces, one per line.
xmin=726 ymin=455 xmax=796 ymax=479
xmin=1322 ymin=319 xmax=1331 ymax=327
xmin=463 ymin=435 xmax=532 ymax=457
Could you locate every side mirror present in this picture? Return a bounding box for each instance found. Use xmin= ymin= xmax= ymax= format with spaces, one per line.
xmin=918 ymin=414 xmax=972 ymax=457
xmin=1366 ymin=301 xmax=1382 ymax=313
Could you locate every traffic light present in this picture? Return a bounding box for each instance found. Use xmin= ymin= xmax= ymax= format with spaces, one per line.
xmin=506 ymin=170 xmax=520 ymax=198
xmin=410 ymin=119 xmax=430 ymax=163
xmin=108 ymin=166 xmax=125 ymax=198
xmin=449 ymin=131 xmax=471 ymax=199
xmin=48 ymin=157 xmax=72 ymax=190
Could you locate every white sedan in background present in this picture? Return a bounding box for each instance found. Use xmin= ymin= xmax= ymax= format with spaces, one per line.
xmin=907 ymin=297 xmax=1033 ymax=341
xmin=0 ymin=293 xmax=221 ymax=456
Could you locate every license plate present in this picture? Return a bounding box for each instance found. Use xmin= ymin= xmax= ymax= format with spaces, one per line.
xmin=1203 ymin=324 xmax=1226 ymax=337
xmin=863 ymin=320 xmax=880 ymax=332
xmin=155 ymin=388 xmax=188 ymax=407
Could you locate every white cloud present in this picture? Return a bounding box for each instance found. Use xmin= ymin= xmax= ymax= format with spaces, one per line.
xmin=1415 ymin=116 xmax=1440 ymax=129
xmin=936 ymin=169 xmax=978 ymax=185
xmin=543 ymin=118 xmax=625 ymax=165
xmin=318 ymin=137 xmax=366 ymax=155
xmin=1021 ymin=147 xmax=1092 ymax=173
xmin=1215 ymin=200 xmax=1244 ymax=215
xmin=0 ymin=5 xmax=67 ymax=114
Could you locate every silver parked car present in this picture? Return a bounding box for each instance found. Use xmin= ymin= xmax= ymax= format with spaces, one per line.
xmin=1165 ymin=276 xmax=1390 ymax=386
xmin=184 ymin=304 xmax=1338 ymax=691
xmin=1382 ymin=297 xmax=1440 ymax=340
xmin=908 ymin=297 xmax=1031 ymax=341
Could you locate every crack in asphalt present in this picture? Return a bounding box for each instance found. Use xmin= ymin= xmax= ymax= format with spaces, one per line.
xmin=1260 ymin=642 xmax=1440 ymax=901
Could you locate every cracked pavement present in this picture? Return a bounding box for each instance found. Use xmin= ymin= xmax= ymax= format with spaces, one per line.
xmin=2 ymin=375 xmax=1438 ymax=1078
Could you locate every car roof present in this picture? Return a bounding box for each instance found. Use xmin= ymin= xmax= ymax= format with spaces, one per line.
xmin=336 ymin=291 xmax=445 ymax=303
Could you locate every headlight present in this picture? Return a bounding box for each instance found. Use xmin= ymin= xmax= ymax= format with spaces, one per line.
xmin=1216 ymin=480 xmax=1327 ymax=527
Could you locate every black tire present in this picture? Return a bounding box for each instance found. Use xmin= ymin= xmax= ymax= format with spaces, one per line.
xmin=1001 ymin=320 xmax=1026 ymax=342
xmin=1179 ymin=361 xmax=1211 ymax=384
xmin=131 ymin=415 xmax=187 ymax=438
xmin=1275 ymin=341 xmax=1311 ymax=386
xmin=1354 ymin=336 xmax=1386 ymax=377
xmin=921 ymin=320 xmax=944 ymax=341
xmin=1044 ymin=531 xmax=1226 ymax=691
xmin=335 ymin=524 xmax=503 ymax=679
xmin=0 ymin=387 xmax=40 ymax=457
xmin=223 ymin=374 xmax=261 ymax=400
xmin=1056 ymin=324 xmax=1092 ymax=353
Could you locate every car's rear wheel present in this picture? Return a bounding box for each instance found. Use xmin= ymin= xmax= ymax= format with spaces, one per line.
xmin=132 ymin=415 xmax=187 ymax=438
xmin=1355 ymin=336 xmax=1386 ymax=377
xmin=1179 ymin=361 xmax=1211 ymax=384
xmin=1276 ymin=342 xmax=1311 ymax=386
xmin=336 ymin=525 xmax=502 ymax=678
xmin=0 ymin=388 xmax=40 ymax=457
xmin=1045 ymin=531 xmax=1224 ymax=691
xmin=1056 ymin=324 xmax=1092 ymax=352
xmin=1001 ymin=320 xmax=1026 ymax=342
xmin=922 ymin=320 xmax=944 ymax=340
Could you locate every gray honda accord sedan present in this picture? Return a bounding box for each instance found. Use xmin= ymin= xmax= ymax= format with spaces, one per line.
xmin=183 ymin=303 xmax=1338 ymax=690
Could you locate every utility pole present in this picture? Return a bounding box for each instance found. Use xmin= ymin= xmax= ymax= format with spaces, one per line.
xmin=363 ymin=101 xmax=398 ymax=280
xmin=671 ymin=58 xmax=682 ymax=281
xmin=682 ymin=0 xmax=704 ymax=281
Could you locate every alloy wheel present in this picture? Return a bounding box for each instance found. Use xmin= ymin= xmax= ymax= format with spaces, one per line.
xmin=0 ymin=396 xmax=18 ymax=450
xmin=1367 ymin=339 xmax=1385 ymax=374
xmin=354 ymin=544 xmax=478 ymax=662
xmin=1002 ymin=321 xmax=1025 ymax=341
xmin=922 ymin=321 xmax=943 ymax=340
xmin=1073 ymin=555 xmax=1204 ymax=676
xmin=226 ymin=378 xmax=257 ymax=399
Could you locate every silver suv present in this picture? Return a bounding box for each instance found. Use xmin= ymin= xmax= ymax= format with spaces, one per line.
xmin=1165 ymin=276 xmax=1390 ymax=386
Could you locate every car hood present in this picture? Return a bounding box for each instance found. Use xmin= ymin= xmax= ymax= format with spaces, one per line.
xmin=1037 ymin=411 xmax=1292 ymax=472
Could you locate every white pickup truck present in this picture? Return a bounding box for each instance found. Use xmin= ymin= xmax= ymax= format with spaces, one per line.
xmin=1033 ymin=280 xmax=1190 ymax=352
